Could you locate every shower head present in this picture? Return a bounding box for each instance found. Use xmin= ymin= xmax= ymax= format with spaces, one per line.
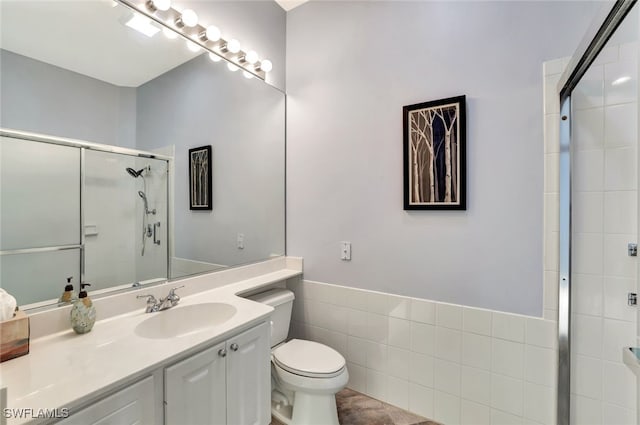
xmin=138 ymin=190 xmax=148 ymax=204
xmin=126 ymin=167 xmax=143 ymax=178
xmin=126 ymin=166 xmax=151 ymax=178
xmin=137 ymin=190 xmax=156 ymax=215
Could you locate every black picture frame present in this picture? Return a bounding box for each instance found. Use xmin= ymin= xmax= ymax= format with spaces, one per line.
xmin=403 ymin=95 xmax=466 ymax=210
xmin=189 ymin=145 xmax=212 ymax=210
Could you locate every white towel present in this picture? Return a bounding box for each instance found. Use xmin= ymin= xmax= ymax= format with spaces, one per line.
xmin=0 ymin=288 xmax=17 ymax=321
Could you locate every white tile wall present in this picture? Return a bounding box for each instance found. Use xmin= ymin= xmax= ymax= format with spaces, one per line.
xmin=573 ymin=149 xmax=605 ymax=192
xmin=462 ymin=333 xmax=492 ymax=370
xmin=572 ymin=65 xmax=604 ymax=110
xmin=604 ymin=60 xmax=638 ymax=106
xmin=461 ymin=400 xmax=491 ymax=425
xmin=572 ymin=192 xmax=604 ymax=233
xmin=387 ymin=375 xmax=410 ymax=410
xmin=409 ymin=382 xmax=435 ymax=418
xmin=604 ymin=148 xmax=637 ymax=191
xmin=605 ymin=103 xmax=638 ymax=148
xmin=463 ymin=308 xmax=492 ymax=336
xmin=288 ymin=278 xmax=558 ymax=425
xmin=572 ymin=274 xmax=604 ymax=315
xmin=572 ymin=394 xmax=603 ymax=425
xmin=573 ymin=107 xmax=604 ymax=150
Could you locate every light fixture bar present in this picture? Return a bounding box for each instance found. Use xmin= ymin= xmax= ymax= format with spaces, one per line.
xmin=116 ymin=0 xmax=268 ymax=80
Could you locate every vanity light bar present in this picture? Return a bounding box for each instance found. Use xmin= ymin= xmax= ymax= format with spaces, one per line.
xmin=116 ymin=0 xmax=269 ymax=80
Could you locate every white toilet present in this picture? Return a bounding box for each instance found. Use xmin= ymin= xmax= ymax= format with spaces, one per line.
xmin=247 ymin=288 xmax=349 ymax=425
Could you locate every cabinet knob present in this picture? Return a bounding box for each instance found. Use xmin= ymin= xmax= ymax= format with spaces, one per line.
xmin=218 ymin=348 xmax=227 ymax=357
xmin=230 ymin=343 xmax=239 ymax=352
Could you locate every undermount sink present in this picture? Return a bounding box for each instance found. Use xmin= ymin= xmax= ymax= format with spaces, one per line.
xmin=134 ymin=302 xmax=237 ymax=339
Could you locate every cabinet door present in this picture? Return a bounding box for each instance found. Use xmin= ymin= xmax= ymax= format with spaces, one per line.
xmin=164 ymin=342 xmax=226 ymax=425
xmin=226 ymin=322 xmax=270 ymax=425
xmin=59 ymin=376 xmax=157 ymax=425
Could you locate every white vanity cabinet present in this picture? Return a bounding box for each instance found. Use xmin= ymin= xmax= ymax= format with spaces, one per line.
xmin=225 ymin=322 xmax=271 ymax=425
xmin=58 ymin=376 xmax=158 ymax=425
xmin=164 ymin=322 xmax=270 ymax=425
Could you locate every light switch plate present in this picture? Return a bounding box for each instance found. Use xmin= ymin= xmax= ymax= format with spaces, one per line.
xmin=341 ymin=241 xmax=351 ymax=261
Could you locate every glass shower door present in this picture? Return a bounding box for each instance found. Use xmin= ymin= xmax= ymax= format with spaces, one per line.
xmin=569 ymin=4 xmax=639 ymax=424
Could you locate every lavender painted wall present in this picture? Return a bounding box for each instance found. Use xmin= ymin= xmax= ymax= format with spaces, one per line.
xmin=285 ymin=1 xmax=605 ymax=315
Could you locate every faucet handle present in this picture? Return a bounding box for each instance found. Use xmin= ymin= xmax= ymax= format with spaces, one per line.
xmin=166 ymin=287 xmax=184 ymax=307
xmin=137 ymin=294 xmax=159 ymax=312
xmin=168 ymin=286 xmax=184 ymax=299
xmin=136 ymin=294 xmax=157 ymax=303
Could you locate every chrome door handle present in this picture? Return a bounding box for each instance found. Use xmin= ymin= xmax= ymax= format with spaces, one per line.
xmin=218 ymin=348 xmax=227 ymax=358
xmin=230 ymin=343 xmax=239 ymax=352
xmin=153 ymin=222 xmax=161 ymax=245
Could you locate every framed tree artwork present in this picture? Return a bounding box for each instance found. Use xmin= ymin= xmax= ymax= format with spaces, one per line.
xmin=189 ymin=145 xmax=212 ymax=210
xmin=403 ymin=95 xmax=466 ymax=210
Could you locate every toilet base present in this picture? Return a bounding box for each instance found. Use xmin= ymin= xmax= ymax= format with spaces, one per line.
xmin=270 ymin=392 xmax=339 ymax=425
xmin=271 ymin=399 xmax=293 ymax=424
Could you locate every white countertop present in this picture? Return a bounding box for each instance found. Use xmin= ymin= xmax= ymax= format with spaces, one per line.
xmin=0 ymin=259 xmax=302 ymax=425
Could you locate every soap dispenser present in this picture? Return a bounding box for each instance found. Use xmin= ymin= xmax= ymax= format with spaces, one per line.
xmin=58 ymin=276 xmax=78 ymax=306
xmin=70 ymin=283 xmax=96 ymax=334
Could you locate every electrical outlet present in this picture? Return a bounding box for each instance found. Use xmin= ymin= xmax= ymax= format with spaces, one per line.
xmin=341 ymin=241 xmax=351 ymax=261
xmin=237 ymin=233 xmax=244 ymax=249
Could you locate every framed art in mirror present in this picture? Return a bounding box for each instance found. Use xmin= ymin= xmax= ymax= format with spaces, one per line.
xmin=189 ymin=145 xmax=212 ymax=211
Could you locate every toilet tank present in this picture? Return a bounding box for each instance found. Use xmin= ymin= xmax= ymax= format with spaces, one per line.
xmin=246 ymin=288 xmax=294 ymax=347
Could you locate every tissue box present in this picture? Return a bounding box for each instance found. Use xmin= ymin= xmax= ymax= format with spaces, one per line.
xmin=0 ymin=310 xmax=29 ymax=362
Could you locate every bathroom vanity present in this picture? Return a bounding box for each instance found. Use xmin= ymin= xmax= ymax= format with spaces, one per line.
xmin=59 ymin=322 xmax=268 ymax=425
xmin=0 ymin=258 xmax=302 ymax=425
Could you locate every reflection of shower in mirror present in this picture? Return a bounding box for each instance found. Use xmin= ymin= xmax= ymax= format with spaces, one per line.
xmin=125 ymin=166 xmax=157 ymax=256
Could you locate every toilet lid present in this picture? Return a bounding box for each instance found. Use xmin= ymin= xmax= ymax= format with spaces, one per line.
xmin=272 ymin=339 xmax=346 ymax=378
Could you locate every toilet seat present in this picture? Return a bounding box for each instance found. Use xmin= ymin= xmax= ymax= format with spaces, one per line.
xmin=272 ymin=339 xmax=345 ymax=378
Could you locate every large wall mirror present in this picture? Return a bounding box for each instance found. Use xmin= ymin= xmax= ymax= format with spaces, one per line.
xmin=0 ymin=0 xmax=286 ymax=309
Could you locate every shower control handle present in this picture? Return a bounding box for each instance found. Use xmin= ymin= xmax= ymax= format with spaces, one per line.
xmin=153 ymin=222 xmax=161 ymax=245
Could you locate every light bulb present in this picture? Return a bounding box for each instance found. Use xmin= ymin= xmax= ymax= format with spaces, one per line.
xmin=205 ymin=25 xmax=221 ymax=42
xmin=163 ymin=27 xmax=178 ymax=39
xmin=179 ymin=9 xmax=198 ymax=27
xmin=208 ymin=52 xmax=222 ymax=62
xmin=227 ymin=39 xmax=241 ymax=54
xmin=245 ymin=50 xmax=259 ymax=64
xmin=186 ymin=40 xmax=201 ymax=52
xmin=227 ymin=63 xmax=239 ymax=72
xmin=243 ymin=71 xmax=253 ymax=79
xmin=259 ymin=59 xmax=273 ymax=73
xmin=148 ymin=0 xmax=170 ymax=11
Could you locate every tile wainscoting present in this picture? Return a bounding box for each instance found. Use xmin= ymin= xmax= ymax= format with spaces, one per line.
xmin=286 ymin=277 xmax=558 ymax=425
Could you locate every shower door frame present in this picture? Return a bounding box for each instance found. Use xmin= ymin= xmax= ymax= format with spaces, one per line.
xmin=556 ymin=1 xmax=637 ymax=424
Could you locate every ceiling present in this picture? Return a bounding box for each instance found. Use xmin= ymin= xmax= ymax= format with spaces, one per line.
xmin=274 ymin=0 xmax=309 ymax=12
xmin=0 ymin=1 xmax=200 ymax=87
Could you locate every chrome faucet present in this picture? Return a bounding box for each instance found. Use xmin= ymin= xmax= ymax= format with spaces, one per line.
xmin=137 ymin=286 xmax=184 ymax=313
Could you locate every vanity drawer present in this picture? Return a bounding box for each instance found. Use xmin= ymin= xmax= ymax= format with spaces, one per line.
xmin=58 ymin=376 xmax=157 ymax=425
